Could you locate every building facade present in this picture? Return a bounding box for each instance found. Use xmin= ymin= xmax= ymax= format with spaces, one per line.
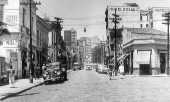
xmin=36 ymin=15 xmax=50 ymax=66
xmin=64 ymin=29 xmax=77 ymax=53
xmin=79 ymin=37 xmax=92 ymax=64
xmin=0 ymin=0 xmax=38 ymax=78
xmin=48 ymin=21 xmax=65 ymax=63
xmin=105 ymin=3 xmax=170 ymax=72
xmin=122 ymin=28 xmax=167 ymax=75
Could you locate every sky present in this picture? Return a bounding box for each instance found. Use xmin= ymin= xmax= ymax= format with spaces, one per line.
xmin=36 ymin=0 xmax=170 ymax=40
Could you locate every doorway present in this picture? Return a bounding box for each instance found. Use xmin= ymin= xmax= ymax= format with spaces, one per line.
xmin=139 ymin=64 xmax=151 ymax=75
xmin=160 ymin=53 xmax=166 ymax=73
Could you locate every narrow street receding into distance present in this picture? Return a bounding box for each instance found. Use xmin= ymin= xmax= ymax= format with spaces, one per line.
xmin=3 ymin=70 xmax=170 ymax=102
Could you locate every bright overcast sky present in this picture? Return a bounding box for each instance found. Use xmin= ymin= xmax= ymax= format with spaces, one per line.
xmin=36 ymin=0 xmax=170 ymax=40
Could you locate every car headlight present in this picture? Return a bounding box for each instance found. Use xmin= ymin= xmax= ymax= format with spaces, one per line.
xmin=54 ymin=71 xmax=57 ymax=73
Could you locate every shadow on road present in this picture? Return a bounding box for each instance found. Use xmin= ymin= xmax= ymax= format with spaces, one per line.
xmin=44 ymin=79 xmax=69 ymax=85
xmin=9 ymin=92 xmax=40 ymax=98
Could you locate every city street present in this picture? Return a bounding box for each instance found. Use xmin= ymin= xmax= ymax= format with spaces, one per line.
xmin=2 ymin=69 xmax=170 ymax=102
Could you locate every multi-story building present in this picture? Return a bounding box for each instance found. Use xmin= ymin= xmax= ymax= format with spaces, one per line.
xmin=36 ymin=15 xmax=50 ymax=66
xmin=0 ymin=0 xmax=37 ymax=78
xmin=105 ymin=2 xmax=170 ymax=75
xmin=79 ymin=37 xmax=92 ymax=64
xmin=64 ymin=29 xmax=77 ymax=53
xmin=106 ymin=3 xmax=141 ymax=67
xmin=90 ymin=36 xmax=101 ymax=48
xmin=107 ymin=3 xmax=140 ymax=29
xmin=149 ymin=7 xmax=170 ymax=32
xmin=48 ymin=20 xmax=65 ymax=63
xmin=122 ymin=28 xmax=167 ymax=75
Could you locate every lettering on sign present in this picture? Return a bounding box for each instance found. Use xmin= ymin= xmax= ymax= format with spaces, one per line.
xmin=110 ymin=7 xmax=138 ymax=12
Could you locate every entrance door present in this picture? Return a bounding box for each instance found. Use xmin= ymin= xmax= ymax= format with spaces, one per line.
xmin=139 ymin=64 xmax=151 ymax=75
xmin=160 ymin=53 xmax=166 ymax=73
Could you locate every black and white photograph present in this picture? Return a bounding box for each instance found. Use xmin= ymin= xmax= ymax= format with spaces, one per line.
xmin=0 ymin=0 xmax=170 ymax=101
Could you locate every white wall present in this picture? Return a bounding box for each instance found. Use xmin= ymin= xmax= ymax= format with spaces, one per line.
xmin=152 ymin=7 xmax=170 ymax=32
xmin=3 ymin=0 xmax=20 ymax=32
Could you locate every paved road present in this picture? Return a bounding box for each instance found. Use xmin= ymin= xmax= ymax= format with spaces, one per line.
xmin=2 ymin=70 xmax=170 ymax=102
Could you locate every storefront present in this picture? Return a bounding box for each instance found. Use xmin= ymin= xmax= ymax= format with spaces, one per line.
xmin=122 ymin=28 xmax=167 ymax=75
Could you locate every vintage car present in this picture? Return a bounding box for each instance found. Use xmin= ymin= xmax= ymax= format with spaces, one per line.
xmin=43 ymin=62 xmax=66 ymax=84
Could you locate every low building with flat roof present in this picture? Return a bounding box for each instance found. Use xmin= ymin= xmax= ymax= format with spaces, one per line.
xmin=122 ymin=28 xmax=167 ymax=75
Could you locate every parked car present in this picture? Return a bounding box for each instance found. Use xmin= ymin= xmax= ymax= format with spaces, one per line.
xmin=43 ymin=62 xmax=66 ymax=84
xmin=86 ymin=65 xmax=92 ymax=70
xmin=73 ymin=62 xmax=81 ymax=71
xmin=97 ymin=64 xmax=108 ymax=74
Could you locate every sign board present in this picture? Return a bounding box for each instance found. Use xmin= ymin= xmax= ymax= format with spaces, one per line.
xmin=0 ymin=0 xmax=8 ymax=4
xmin=108 ymin=6 xmax=140 ymax=18
xmin=136 ymin=51 xmax=151 ymax=64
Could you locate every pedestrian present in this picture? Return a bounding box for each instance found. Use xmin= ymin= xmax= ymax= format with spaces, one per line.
xmin=42 ymin=64 xmax=46 ymax=80
xmin=8 ymin=63 xmax=15 ymax=88
xmin=119 ymin=62 xmax=124 ymax=75
xmin=33 ymin=63 xmax=37 ymax=80
xmin=37 ymin=64 xmax=40 ymax=79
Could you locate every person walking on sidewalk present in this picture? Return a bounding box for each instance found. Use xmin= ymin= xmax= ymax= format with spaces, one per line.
xmin=8 ymin=63 xmax=15 ymax=88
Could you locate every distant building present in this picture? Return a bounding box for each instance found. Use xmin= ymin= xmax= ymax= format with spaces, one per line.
xmin=48 ymin=21 xmax=65 ymax=63
xmin=90 ymin=36 xmax=101 ymax=48
xmin=36 ymin=15 xmax=50 ymax=65
xmin=79 ymin=37 xmax=92 ymax=64
xmin=64 ymin=29 xmax=77 ymax=53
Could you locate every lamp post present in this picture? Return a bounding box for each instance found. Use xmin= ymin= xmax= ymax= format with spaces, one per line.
xmin=29 ymin=0 xmax=33 ymax=83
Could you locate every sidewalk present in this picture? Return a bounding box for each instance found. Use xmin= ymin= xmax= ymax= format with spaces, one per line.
xmin=0 ymin=78 xmax=44 ymax=100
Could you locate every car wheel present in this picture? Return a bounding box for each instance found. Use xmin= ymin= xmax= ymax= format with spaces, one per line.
xmin=44 ymin=81 xmax=49 ymax=85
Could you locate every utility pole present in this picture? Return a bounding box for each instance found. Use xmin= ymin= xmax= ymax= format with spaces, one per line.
xmin=105 ymin=6 xmax=110 ymax=68
xmin=21 ymin=0 xmax=41 ymax=83
xmin=112 ymin=9 xmax=121 ymax=76
xmin=163 ymin=12 xmax=170 ymax=75
xmin=52 ymin=17 xmax=63 ymax=62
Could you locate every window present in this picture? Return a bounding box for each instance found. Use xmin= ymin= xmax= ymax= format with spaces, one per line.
xmin=140 ymin=15 xmax=143 ymax=21
xmin=37 ymin=30 xmax=39 ymax=46
xmin=146 ymin=24 xmax=149 ymax=28
xmin=0 ymin=41 xmax=2 ymax=45
xmin=147 ymin=15 xmax=149 ymax=21
xmin=140 ymin=24 xmax=143 ymax=28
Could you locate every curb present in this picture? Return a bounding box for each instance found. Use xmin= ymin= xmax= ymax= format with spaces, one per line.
xmin=0 ymin=82 xmax=44 ymax=101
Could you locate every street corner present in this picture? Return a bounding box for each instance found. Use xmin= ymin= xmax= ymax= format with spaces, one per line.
xmin=0 ymin=79 xmax=44 ymax=101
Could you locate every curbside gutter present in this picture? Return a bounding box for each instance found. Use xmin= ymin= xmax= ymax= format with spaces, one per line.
xmin=0 ymin=82 xmax=44 ymax=101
